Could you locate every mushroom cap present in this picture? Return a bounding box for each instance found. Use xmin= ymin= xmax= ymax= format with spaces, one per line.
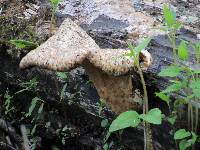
xmin=19 ymin=18 xmax=99 ymax=71
xmin=20 ymin=18 xmax=152 ymax=75
xmin=88 ymin=49 xmax=134 ymax=76
xmin=139 ymin=50 xmax=153 ymax=71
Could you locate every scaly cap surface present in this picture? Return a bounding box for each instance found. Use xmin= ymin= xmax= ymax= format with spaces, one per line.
xmin=20 ymin=18 xmax=152 ymax=75
xmin=19 ymin=18 xmax=99 ymax=71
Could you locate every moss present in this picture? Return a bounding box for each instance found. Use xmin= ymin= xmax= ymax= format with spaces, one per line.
xmin=0 ymin=16 xmax=38 ymax=59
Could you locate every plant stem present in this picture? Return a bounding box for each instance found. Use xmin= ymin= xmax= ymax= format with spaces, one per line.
xmin=137 ymin=62 xmax=148 ymax=113
xmin=50 ymin=8 xmax=56 ymax=33
xmin=194 ymin=53 xmax=199 ymax=133
xmin=136 ymin=60 xmax=153 ymax=150
xmin=171 ymin=33 xmax=177 ymax=64
xmin=190 ymin=104 xmax=194 ymax=131
xmin=188 ymin=104 xmax=191 ymax=130
xmin=195 ymin=106 xmax=198 ymax=132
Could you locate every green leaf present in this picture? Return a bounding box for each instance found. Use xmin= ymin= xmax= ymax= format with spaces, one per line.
xmin=155 ymin=92 xmax=170 ymax=104
xmin=167 ymin=115 xmax=177 ymax=125
xmin=60 ymin=83 xmax=68 ymax=101
xmin=56 ymin=72 xmax=68 ymax=80
xmin=50 ymin=0 xmax=61 ymax=9
xmin=178 ymin=132 xmax=197 ymax=150
xmin=31 ymin=124 xmax=37 ymax=135
xmin=163 ymin=4 xmax=176 ymax=27
xmin=189 ymin=79 xmax=200 ymax=98
xmin=25 ymin=97 xmax=40 ymax=117
xmin=162 ymin=81 xmax=183 ymax=93
xmin=139 ymin=108 xmax=162 ymax=125
xmin=109 ymin=111 xmax=140 ymax=133
xmin=10 ymin=40 xmax=38 ymax=49
xmin=158 ymin=65 xmax=181 ymax=77
xmin=127 ymin=42 xmax=135 ymax=57
xmin=189 ymin=132 xmax=197 ymax=145
xmin=174 ymin=129 xmax=191 ymax=140
xmin=179 ymin=139 xmax=191 ymax=150
xmin=37 ymin=103 xmax=44 ymax=115
xmin=103 ymin=143 xmax=109 ymax=150
xmin=178 ymin=40 xmax=188 ymax=61
xmin=134 ymin=38 xmax=151 ymax=55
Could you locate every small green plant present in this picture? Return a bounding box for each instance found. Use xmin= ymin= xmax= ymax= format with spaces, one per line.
xmin=155 ymin=4 xmax=200 ymax=150
xmin=23 ymin=97 xmax=45 ymax=140
xmin=174 ymin=129 xmax=197 ymax=150
xmin=97 ymin=98 xmax=106 ymax=116
xmin=3 ymin=78 xmax=39 ymax=116
xmin=127 ymin=38 xmax=154 ymax=150
xmin=15 ymin=78 xmax=38 ymax=94
xmin=108 ymin=38 xmax=160 ymax=150
xmin=56 ymin=72 xmax=68 ymax=80
xmin=49 ymin=0 xmax=61 ymax=32
xmin=56 ymin=72 xmax=69 ymax=101
xmin=109 ymin=108 xmax=162 ymax=133
xmin=10 ymin=39 xmax=38 ymax=49
xmin=60 ymin=125 xmax=75 ymax=145
xmin=2 ymin=77 xmax=46 ymax=150
xmin=3 ymin=90 xmax=15 ymax=115
xmin=162 ymin=4 xmax=182 ymax=64
xmin=25 ymin=97 xmax=44 ymax=118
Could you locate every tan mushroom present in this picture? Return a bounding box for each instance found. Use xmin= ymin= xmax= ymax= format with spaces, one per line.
xmin=20 ymin=18 xmax=152 ymax=113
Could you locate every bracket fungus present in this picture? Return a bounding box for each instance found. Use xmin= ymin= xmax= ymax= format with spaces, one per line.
xmin=20 ymin=18 xmax=152 ymax=113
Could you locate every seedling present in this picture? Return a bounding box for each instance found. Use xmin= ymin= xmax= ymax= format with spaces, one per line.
xmin=15 ymin=78 xmax=38 ymax=94
xmin=3 ymin=90 xmax=15 ymax=115
xmin=156 ymin=4 xmax=200 ymax=149
xmin=56 ymin=72 xmax=69 ymax=101
xmin=49 ymin=0 xmax=61 ymax=32
xmin=25 ymin=97 xmax=44 ymax=118
xmin=162 ymin=4 xmax=182 ymax=64
xmin=174 ymin=129 xmax=197 ymax=150
xmin=108 ymin=38 xmax=162 ymax=150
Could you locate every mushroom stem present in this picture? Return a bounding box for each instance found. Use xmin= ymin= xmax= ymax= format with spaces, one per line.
xmin=83 ymin=60 xmax=142 ymax=113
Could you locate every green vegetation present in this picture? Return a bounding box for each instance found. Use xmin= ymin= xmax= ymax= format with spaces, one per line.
xmin=49 ymin=0 xmax=62 ymax=32
xmin=174 ymin=129 xmax=197 ymax=150
xmin=56 ymin=72 xmax=69 ymax=101
xmin=0 ymin=16 xmax=38 ymax=58
xmin=156 ymin=4 xmax=200 ymax=150
xmin=10 ymin=39 xmax=38 ymax=49
xmin=108 ymin=38 xmax=159 ymax=150
xmin=108 ymin=4 xmax=200 ymax=150
xmin=4 ymin=91 xmax=15 ymax=115
xmin=2 ymin=78 xmax=45 ymax=150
